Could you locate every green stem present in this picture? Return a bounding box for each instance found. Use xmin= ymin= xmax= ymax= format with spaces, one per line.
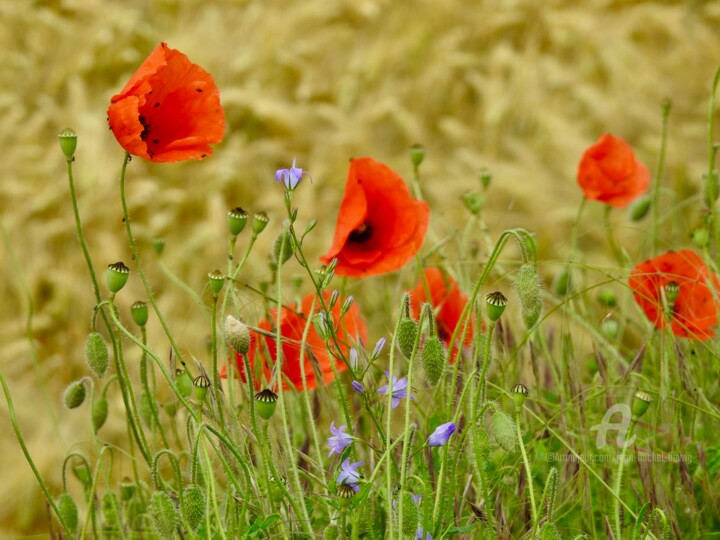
xmin=651 ymin=100 xmax=672 ymax=255
xmin=604 ymin=206 xmax=625 ymax=266
xmin=211 ymin=292 xmax=226 ymax=429
xmin=706 ymin=66 xmax=720 ymax=257
xmin=516 ymin=408 xmax=538 ymax=530
xmin=478 ymin=321 xmax=496 ymax=406
xmin=614 ymin=422 xmax=636 ymax=540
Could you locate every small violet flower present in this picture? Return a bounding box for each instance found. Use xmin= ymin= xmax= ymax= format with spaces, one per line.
xmin=416 ymin=527 xmax=432 ymax=540
xmin=349 ymin=347 xmax=359 ymax=370
xmin=337 ymin=457 xmax=363 ymax=491
xmin=275 ymin=157 xmax=311 ymax=191
xmin=327 ymin=422 xmax=354 ymax=457
xmin=428 ymin=422 xmax=456 ymax=447
xmin=351 ymin=380 xmax=365 ymax=394
xmin=377 ymin=371 xmax=414 ymax=409
xmin=371 ymin=337 xmax=386 ymax=359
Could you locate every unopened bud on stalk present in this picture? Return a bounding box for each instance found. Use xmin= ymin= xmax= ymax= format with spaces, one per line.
xmin=224 ymin=316 xmax=250 ymax=355
xmin=120 ymin=477 xmax=136 ymax=501
xmin=514 ymin=264 xmax=543 ymax=329
xmin=492 ymin=410 xmax=517 ymax=453
xmin=255 ymin=388 xmax=278 ymax=420
xmin=273 ymin=229 xmax=294 ymax=264
xmin=207 ymin=270 xmax=224 ymax=295
xmin=512 ymin=383 xmax=528 ymax=412
xmin=600 ymin=318 xmax=619 ymax=339
xmin=421 ymin=335 xmax=446 ymax=386
xmin=462 ymin=192 xmax=485 ymax=215
xmin=149 ymin=491 xmax=178 ymax=540
xmin=485 ymin=291 xmax=507 ymax=322
xmin=340 ymin=295 xmax=354 ymax=317
xmin=398 ymin=491 xmax=419 ymax=537
xmin=328 ymin=289 xmax=340 ymax=310
xmin=175 ymin=369 xmax=193 ymax=399
xmin=397 ymin=318 xmax=419 ymax=359
xmin=409 ymin=144 xmax=425 ymax=168
xmin=629 ymin=194 xmax=651 ymax=221
xmin=304 ymin=218 xmax=318 ymax=236
xmin=336 ymin=483 xmax=356 ymax=506
xmin=598 ymin=288 xmax=617 ymax=308
xmin=692 ymin=227 xmax=710 ymax=248
xmin=153 ymin=238 xmax=165 ymax=256
xmin=193 ymin=375 xmax=211 ymax=403
xmin=182 ymin=484 xmax=206 ymax=532
xmin=106 ymin=262 xmax=130 ymax=293
xmin=63 ymin=380 xmax=86 ymax=409
xmin=552 ymin=268 xmax=571 ymax=296
xmin=57 ymin=492 xmax=79 ymax=535
xmin=313 ymin=312 xmax=333 ymax=340
xmin=58 ymin=128 xmax=78 ymax=160
xmin=479 ymin=168 xmax=492 ymax=188
xmin=130 ymin=300 xmax=149 ymax=327
xmin=227 ymin=207 xmax=248 ymax=236
xmin=102 ymin=492 xmax=120 ymax=528
xmin=85 ymin=332 xmax=109 ymax=378
xmin=252 ymin=212 xmax=269 ymax=235
xmin=631 ymin=390 xmax=652 ymax=422
xmin=92 ymin=397 xmax=109 ymax=432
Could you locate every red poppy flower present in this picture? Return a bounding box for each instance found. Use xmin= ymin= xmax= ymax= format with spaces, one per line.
xmin=629 ymin=250 xmax=720 ymax=340
xmin=107 ymin=42 xmax=225 ymax=162
xmin=409 ymin=268 xmax=475 ymax=362
xmin=221 ymin=291 xmax=367 ymax=390
xmin=577 ymin=134 xmax=650 ymax=208
xmin=320 ymin=158 xmax=430 ymax=277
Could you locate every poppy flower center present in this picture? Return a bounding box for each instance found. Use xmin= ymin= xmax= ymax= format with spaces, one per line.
xmin=348 ymin=222 xmax=374 ymax=243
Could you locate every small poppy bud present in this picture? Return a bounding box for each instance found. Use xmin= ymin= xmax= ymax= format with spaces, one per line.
xmin=130 ymin=301 xmax=149 ymax=327
xmin=252 ymin=212 xmax=269 ymax=235
xmin=227 ymin=207 xmax=248 ymax=236
xmin=479 ymin=168 xmax=492 ymax=188
xmin=514 ymin=264 xmax=543 ymax=329
xmin=193 ymin=375 xmax=211 ymax=403
xmin=273 ymin=230 xmax=294 ymax=264
xmin=182 ymin=484 xmax=206 ymax=532
xmin=255 ymin=388 xmax=278 ymax=420
xmin=664 ymin=281 xmax=680 ymax=308
xmin=63 ymin=380 xmax=86 ymax=409
xmin=398 ymin=491 xmax=419 ymax=537
xmin=628 ymin=194 xmax=652 ymax=221
xmin=164 ymin=401 xmax=177 ymax=417
xmin=491 ymin=410 xmax=516 ymax=453
xmin=552 ymin=268 xmax=571 ymax=296
xmin=153 ymin=238 xmax=165 ymax=256
xmin=102 ymin=491 xmax=121 ymax=528
xmin=120 ymin=477 xmax=136 ymax=501
xmin=107 ymin=262 xmax=130 ymax=293
xmin=149 ymin=491 xmax=178 ymax=540
xmin=139 ymin=392 xmax=158 ymax=429
xmin=409 ymin=143 xmax=425 ymax=168
xmin=485 ymin=291 xmax=507 ymax=322
xmin=692 ymin=227 xmax=710 ymax=248
xmin=58 ymin=128 xmax=78 ymax=160
xmin=72 ymin=463 xmax=91 ymax=487
xmin=421 ymin=335 xmax=446 ymax=386
xmin=92 ymin=397 xmax=109 ymax=432
xmin=462 ymin=192 xmax=485 ymax=215
xmin=175 ymin=369 xmax=193 ymax=399
xmin=85 ymin=332 xmax=109 ymax=378
xmin=340 ymin=295 xmax=354 ymax=317
xmin=397 ymin=318 xmax=419 ymax=359
xmin=224 ymin=315 xmax=250 ymax=355
xmin=598 ymin=288 xmax=617 ymax=308
xmin=336 ymin=483 xmax=356 ymax=506
xmin=631 ymin=390 xmax=652 ymax=421
xmin=207 ymin=270 xmax=224 ymax=295
xmin=512 ymin=383 xmax=528 ymax=412
xmin=57 ymin=492 xmax=79 ymax=535
xmin=600 ymin=318 xmax=619 ymax=339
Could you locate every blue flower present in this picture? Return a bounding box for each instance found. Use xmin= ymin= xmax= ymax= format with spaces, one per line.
xmin=327 ymin=422 xmax=354 ymax=457
xmin=428 ymin=422 xmax=456 ymax=447
xmin=377 ymin=371 xmax=414 ymax=409
xmin=275 ymin=157 xmax=311 ymax=191
xmin=337 ymin=457 xmax=363 ymax=489
xmin=371 ymin=337 xmax=386 ymax=359
xmin=351 ymin=380 xmax=365 ymax=394
xmin=416 ymin=527 xmax=432 ymax=540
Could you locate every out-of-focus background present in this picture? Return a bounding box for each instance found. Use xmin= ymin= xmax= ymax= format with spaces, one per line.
xmin=1 ymin=0 xmax=719 ymax=535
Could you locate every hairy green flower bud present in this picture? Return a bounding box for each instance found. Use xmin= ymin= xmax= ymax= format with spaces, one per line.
xmin=130 ymin=300 xmax=149 ymax=327
xmin=409 ymin=143 xmax=425 ymax=168
xmin=224 ymin=315 xmax=251 ymax=355
xmin=85 ymin=332 xmax=109 ymax=378
xmin=514 ymin=264 xmax=543 ymax=329
xmin=273 ymin=229 xmax=294 ymax=264
xmin=120 ymin=477 xmax=136 ymax=501
xmin=628 ymin=194 xmax=651 ymax=221
xmin=537 ymin=522 xmax=562 ymax=540
xmin=182 ymin=484 xmax=206 ymax=532
xmin=102 ymin=491 xmax=121 ymax=529
xmin=324 ymin=524 xmax=340 ymax=540
xmin=175 ymin=369 xmax=193 ymax=399
xmin=492 ymin=410 xmax=516 ymax=453
xmin=398 ymin=491 xmax=419 ymax=537
xmin=485 ymin=291 xmax=507 ymax=322
xmin=598 ymin=288 xmax=617 ymax=308
xmin=462 ymin=192 xmax=485 ymax=215
xmin=255 ymin=388 xmax=278 ymax=420
xmin=207 ymin=270 xmax=224 ymax=295
xmin=92 ymin=397 xmax=109 ymax=432
xmin=397 ymin=318 xmax=419 ymax=359
xmin=57 ymin=492 xmax=79 ymax=535
xmin=58 ymin=128 xmax=78 ymax=160
xmin=421 ymin=335 xmax=446 ymax=386
xmin=227 ymin=207 xmax=248 ymax=236
xmin=552 ymin=268 xmax=571 ymax=296
xmin=150 ymin=491 xmax=177 ymax=540
xmin=63 ymin=380 xmax=86 ymax=409
xmin=252 ymin=212 xmax=269 ymax=235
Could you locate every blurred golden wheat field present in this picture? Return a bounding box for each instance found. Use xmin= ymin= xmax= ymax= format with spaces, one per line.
xmin=1 ymin=0 xmax=720 ymax=535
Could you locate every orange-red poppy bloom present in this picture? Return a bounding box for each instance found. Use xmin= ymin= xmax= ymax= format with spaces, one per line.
xmin=221 ymin=292 xmax=367 ymax=390
xmin=577 ymin=134 xmax=650 ymax=208
xmin=409 ymin=268 xmax=475 ymax=361
xmin=107 ymin=42 xmax=225 ymax=162
xmin=629 ymin=250 xmax=720 ymax=340
xmin=320 ymin=158 xmax=430 ymax=278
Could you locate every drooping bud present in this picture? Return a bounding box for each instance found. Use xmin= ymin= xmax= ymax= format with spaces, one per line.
xmin=552 ymin=268 xmax=571 ymax=296
xmin=252 ymin=212 xmax=269 ymax=235
xmin=207 ymin=270 xmax=224 ymax=295
xmin=398 ymin=491 xmax=419 ymax=537
xmin=57 ymin=492 xmax=79 ymax=535
xmin=462 ymin=192 xmax=485 ymax=215
xmin=120 ymin=477 xmax=136 ymax=501
xmin=149 ymin=491 xmax=178 ymax=540
xmin=175 ymin=369 xmax=193 ymax=399
xmin=193 ymin=375 xmax=211 ymax=404
xmin=512 ymin=383 xmax=528 ymax=413
xmin=421 ymin=335 xmax=446 ymax=386
xmin=106 ymin=262 xmax=130 ymax=293
xmin=600 ymin=318 xmax=619 ymax=340
xmin=227 ymin=207 xmax=248 ymax=236
xmin=628 ymin=194 xmax=651 ymax=221
xmin=664 ymin=281 xmax=680 ymax=308
xmin=224 ymin=315 xmax=250 ymax=355
xmin=409 ymin=144 xmax=425 ymax=168
xmin=491 ymin=410 xmax=516 ymax=453
xmin=58 ymin=128 xmax=78 ymax=160
xmin=631 ymin=390 xmax=652 ymax=422
xmin=182 ymin=484 xmax=206 ymax=532
xmin=514 ymin=264 xmax=543 ymax=329
xmin=63 ymin=380 xmax=86 ymax=409
xmin=92 ymin=397 xmax=109 ymax=432
xmin=130 ymin=301 xmax=149 ymax=327
xmin=485 ymin=291 xmax=507 ymax=322
xmin=85 ymin=332 xmax=109 ymax=378
xmin=255 ymin=388 xmax=278 ymax=420
xmin=102 ymin=491 xmax=121 ymax=529
xmin=273 ymin=229 xmax=294 ymax=264
xmin=397 ymin=318 xmax=419 ymax=359
xmin=597 ymin=288 xmax=617 ymax=308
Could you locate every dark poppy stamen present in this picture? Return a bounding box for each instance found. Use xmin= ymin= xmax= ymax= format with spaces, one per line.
xmin=349 ymin=222 xmax=373 ymax=243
